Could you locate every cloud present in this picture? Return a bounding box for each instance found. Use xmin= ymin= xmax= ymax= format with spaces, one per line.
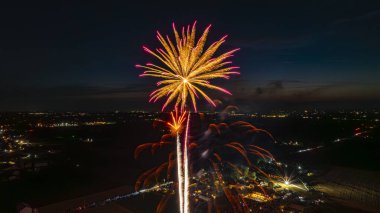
xmin=253 ymin=80 xmax=283 ymax=96
xmin=227 ymin=80 xmax=380 ymax=112
xmin=0 ymin=84 xmax=152 ymax=99
xmin=233 ymin=80 xmax=380 ymax=103
xmin=251 ymin=80 xmax=303 ymax=96
xmin=0 ymin=84 xmax=153 ymax=111
xmin=232 ymin=36 xmax=313 ymax=50
xmin=231 ymin=30 xmax=334 ymax=51
xmin=0 ymin=80 xmax=379 ymax=111
xmin=331 ymin=10 xmax=380 ymax=26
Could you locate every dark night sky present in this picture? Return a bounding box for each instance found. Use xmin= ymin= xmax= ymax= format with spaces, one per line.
xmin=0 ymin=0 xmax=379 ymax=112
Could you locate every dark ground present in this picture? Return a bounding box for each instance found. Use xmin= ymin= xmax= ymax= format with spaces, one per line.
xmin=0 ymin=113 xmax=379 ymax=212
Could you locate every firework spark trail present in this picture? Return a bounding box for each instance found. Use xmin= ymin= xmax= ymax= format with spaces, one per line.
xmin=137 ymin=21 xmax=240 ymax=112
xmin=183 ymin=113 xmax=191 ymax=213
xmin=138 ymin=22 xmax=239 ymax=212
xmin=168 ymin=109 xmax=187 ymax=213
xmin=176 ymin=132 xmax=184 ymax=213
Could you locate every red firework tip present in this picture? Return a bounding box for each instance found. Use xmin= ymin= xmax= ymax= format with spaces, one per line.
xmin=161 ymin=104 xmax=168 ymax=111
xmin=221 ymin=88 xmax=232 ymax=95
xmin=135 ymin=64 xmax=141 ymax=68
xmin=210 ymin=41 xmax=218 ymax=46
xmin=142 ymin=46 xmax=152 ymax=53
xmin=139 ymin=74 xmax=145 ymax=77
xmin=193 ymin=105 xmax=198 ymax=112
xmin=172 ymin=23 xmax=177 ymax=32
xmin=206 ymin=24 xmax=212 ymax=30
xmin=221 ymin=35 xmax=228 ymax=40
xmin=146 ymin=63 xmax=153 ymax=66
xmin=192 ymin=20 xmax=197 ymax=27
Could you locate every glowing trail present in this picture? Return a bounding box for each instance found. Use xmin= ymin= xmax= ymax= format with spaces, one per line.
xmin=176 ymin=132 xmax=184 ymax=213
xmin=183 ymin=113 xmax=191 ymax=213
xmin=167 ymin=109 xmax=187 ymax=213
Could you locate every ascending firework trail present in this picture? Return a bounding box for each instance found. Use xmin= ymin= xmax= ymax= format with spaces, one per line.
xmin=137 ymin=21 xmax=240 ymax=213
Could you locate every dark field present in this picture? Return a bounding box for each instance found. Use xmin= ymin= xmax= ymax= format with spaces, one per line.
xmin=0 ymin=112 xmax=379 ymax=212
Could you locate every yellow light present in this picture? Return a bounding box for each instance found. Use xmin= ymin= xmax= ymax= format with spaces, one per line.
xmin=137 ymin=22 xmax=240 ymax=112
xmin=167 ymin=108 xmax=187 ymax=134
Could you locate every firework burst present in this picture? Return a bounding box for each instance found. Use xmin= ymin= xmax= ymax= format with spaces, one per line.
xmin=136 ymin=21 xmax=240 ymax=112
xmin=136 ymin=22 xmax=240 ymax=213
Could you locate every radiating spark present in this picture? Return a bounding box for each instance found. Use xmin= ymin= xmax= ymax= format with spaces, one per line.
xmin=137 ymin=21 xmax=240 ymax=112
xmin=167 ymin=108 xmax=187 ymax=134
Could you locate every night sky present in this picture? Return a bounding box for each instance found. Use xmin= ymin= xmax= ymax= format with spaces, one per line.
xmin=0 ymin=0 xmax=379 ymax=111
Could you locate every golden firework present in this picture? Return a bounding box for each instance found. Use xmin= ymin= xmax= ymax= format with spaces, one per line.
xmin=136 ymin=21 xmax=240 ymax=112
xmin=167 ymin=108 xmax=187 ymax=134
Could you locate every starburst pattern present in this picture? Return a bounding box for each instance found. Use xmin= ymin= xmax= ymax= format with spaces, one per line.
xmin=167 ymin=108 xmax=187 ymax=134
xmin=136 ymin=21 xmax=240 ymax=112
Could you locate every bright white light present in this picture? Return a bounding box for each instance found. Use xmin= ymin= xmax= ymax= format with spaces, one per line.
xmin=201 ymin=150 xmax=209 ymax=158
xmin=183 ymin=113 xmax=191 ymax=213
xmin=176 ymin=133 xmax=184 ymax=213
xmin=183 ymin=78 xmax=188 ymax=83
xmin=285 ymin=181 xmax=290 ymax=185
